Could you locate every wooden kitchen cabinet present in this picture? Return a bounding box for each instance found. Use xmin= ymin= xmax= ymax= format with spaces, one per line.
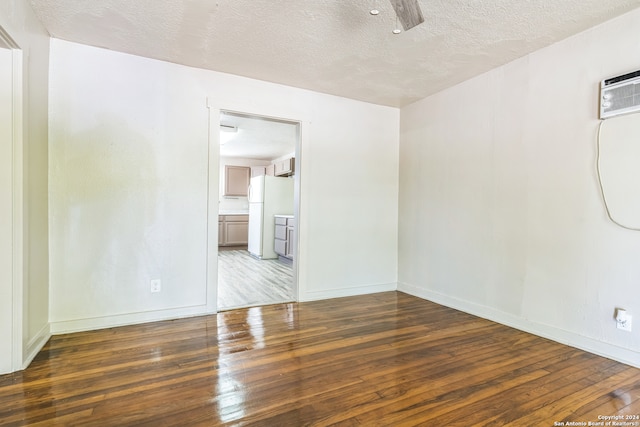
xmin=224 ymin=165 xmax=250 ymax=196
xmin=274 ymin=215 xmax=294 ymax=260
xmin=218 ymin=215 xmax=249 ymax=246
xmin=274 ymin=158 xmax=295 ymax=177
xmin=250 ymin=164 xmax=278 ymax=178
xmin=285 ymin=217 xmax=295 ymax=259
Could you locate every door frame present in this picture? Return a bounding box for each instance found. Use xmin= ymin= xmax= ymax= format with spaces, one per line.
xmin=0 ymin=25 xmax=24 ymax=373
xmin=206 ymin=100 xmax=304 ymax=313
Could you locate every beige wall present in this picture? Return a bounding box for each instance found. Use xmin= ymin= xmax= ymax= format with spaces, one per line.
xmin=398 ymin=8 xmax=640 ymax=367
xmin=0 ymin=0 xmax=50 ymax=374
xmin=48 ymin=39 xmax=399 ymax=332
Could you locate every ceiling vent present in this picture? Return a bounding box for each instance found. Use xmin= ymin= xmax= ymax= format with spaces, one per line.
xmin=600 ymin=69 xmax=640 ymax=119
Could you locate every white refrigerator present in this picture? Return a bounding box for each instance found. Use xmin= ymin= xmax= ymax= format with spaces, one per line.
xmin=248 ymin=175 xmax=294 ymax=259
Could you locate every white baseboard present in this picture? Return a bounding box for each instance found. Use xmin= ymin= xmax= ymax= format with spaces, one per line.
xmin=398 ymin=281 xmax=640 ymax=369
xmin=300 ymin=282 xmax=397 ymax=302
xmin=49 ymin=282 xmax=396 ymax=335
xmin=50 ymin=304 xmax=215 ymax=335
xmin=22 ymin=323 xmax=51 ymax=369
xmin=50 ymin=284 xmax=398 ymax=335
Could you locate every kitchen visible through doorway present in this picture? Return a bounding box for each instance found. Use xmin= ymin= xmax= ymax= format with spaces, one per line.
xmin=217 ymin=111 xmax=299 ymax=311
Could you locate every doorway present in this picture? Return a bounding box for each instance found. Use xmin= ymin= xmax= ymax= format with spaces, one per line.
xmin=216 ymin=111 xmax=299 ymax=311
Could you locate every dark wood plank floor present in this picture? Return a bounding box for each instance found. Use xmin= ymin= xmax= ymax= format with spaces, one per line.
xmin=1 ymin=292 xmax=638 ymax=426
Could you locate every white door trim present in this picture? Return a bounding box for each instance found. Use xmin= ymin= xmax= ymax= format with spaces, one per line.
xmin=205 ymin=104 xmax=220 ymax=313
xmin=0 ymin=26 xmax=24 ymax=373
xmin=12 ymin=48 xmax=24 ymax=372
xmin=206 ymin=98 xmax=305 ymax=310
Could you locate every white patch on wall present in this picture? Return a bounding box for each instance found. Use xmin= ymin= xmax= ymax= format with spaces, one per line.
xmin=598 ymin=113 xmax=640 ymax=230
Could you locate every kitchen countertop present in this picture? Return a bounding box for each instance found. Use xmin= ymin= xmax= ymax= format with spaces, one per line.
xmin=219 ymin=211 xmax=249 ymax=215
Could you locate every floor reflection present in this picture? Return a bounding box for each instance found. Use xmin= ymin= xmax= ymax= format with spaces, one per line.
xmin=215 ymin=306 xmax=268 ymax=423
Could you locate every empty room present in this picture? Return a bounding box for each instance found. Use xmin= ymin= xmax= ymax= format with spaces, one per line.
xmin=1 ymin=0 xmax=639 ymax=425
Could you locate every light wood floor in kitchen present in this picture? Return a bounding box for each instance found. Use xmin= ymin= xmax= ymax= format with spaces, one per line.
xmin=217 ymin=247 xmax=294 ymax=310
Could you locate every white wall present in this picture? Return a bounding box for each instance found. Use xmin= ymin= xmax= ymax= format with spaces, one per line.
xmin=49 ymin=40 xmax=211 ymax=331
xmin=0 ymin=0 xmax=50 ymax=374
xmin=49 ymin=39 xmax=399 ymax=332
xmin=398 ymin=8 xmax=640 ymax=367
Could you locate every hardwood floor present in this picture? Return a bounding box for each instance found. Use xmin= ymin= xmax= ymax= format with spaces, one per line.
xmin=217 ymin=249 xmax=293 ymax=311
xmin=0 ymin=292 xmax=638 ymax=426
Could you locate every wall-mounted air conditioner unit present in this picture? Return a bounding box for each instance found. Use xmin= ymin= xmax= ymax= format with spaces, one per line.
xmin=600 ymin=69 xmax=640 ymax=119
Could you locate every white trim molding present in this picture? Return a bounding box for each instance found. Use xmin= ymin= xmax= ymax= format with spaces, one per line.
xmin=205 ymin=101 xmax=220 ymax=314
xmin=301 ymin=282 xmax=397 ymax=302
xmin=50 ymin=304 xmax=214 ymax=335
xmin=398 ymin=281 xmax=640 ymax=369
xmin=0 ymin=25 xmax=25 ymax=373
xmin=0 ymin=26 xmax=19 ymax=50
xmin=23 ymin=323 xmax=50 ymax=369
xmin=11 ymin=47 xmax=24 ymax=373
xmin=206 ymin=97 xmax=307 ymax=312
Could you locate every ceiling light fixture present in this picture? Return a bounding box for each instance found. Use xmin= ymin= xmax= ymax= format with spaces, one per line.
xmin=220 ymin=123 xmax=238 ymax=145
xmin=370 ymin=0 xmax=379 ymax=15
xmin=393 ymin=14 xmax=402 ymax=34
xmin=220 ymin=124 xmax=237 ymax=133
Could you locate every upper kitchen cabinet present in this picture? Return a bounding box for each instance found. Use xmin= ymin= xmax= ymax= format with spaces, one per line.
xmin=251 ymin=159 xmax=292 ymax=177
xmin=224 ymin=165 xmax=250 ymax=196
xmin=251 ymin=164 xmax=277 ymax=177
xmin=274 ymin=157 xmax=295 ymax=177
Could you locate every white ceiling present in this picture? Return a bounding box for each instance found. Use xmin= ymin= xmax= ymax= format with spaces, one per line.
xmin=219 ymin=112 xmax=296 ymax=160
xmin=29 ymin=0 xmax=640 ymax=107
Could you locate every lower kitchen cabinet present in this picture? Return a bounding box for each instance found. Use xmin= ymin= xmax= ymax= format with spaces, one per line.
xmin=218 ymin=215 xmax=249 ymax=246
xmin=274 ymin=215 xmax=295 ymax=260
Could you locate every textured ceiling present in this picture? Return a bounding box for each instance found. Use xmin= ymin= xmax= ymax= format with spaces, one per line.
xmin=29 ymin=0 xmax=640 ymax=107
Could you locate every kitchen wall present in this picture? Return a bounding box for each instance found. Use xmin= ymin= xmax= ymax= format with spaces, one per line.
xmin=0 ymin=0 xmax=50 ymax=373
xmin=398 ymin=8 xmax=640 ymax=367
xmin=49 ymin=39 xmax=399 ymax=332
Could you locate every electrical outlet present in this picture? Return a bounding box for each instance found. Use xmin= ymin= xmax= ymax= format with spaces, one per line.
xmin=617 ymin=314 xmax=632 ymax=332
xmin=150 ymin=279 xmax=161 ymax=293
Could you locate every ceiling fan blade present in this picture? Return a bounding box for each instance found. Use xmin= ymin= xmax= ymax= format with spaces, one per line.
xmin=389 ymin=0 xmax=424 ymax=31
